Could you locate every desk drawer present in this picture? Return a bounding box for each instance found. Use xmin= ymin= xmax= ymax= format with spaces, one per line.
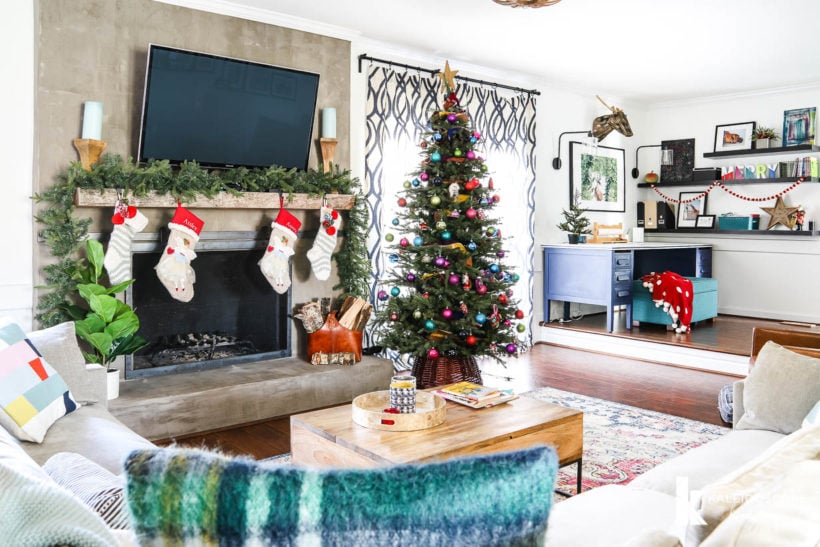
xmin=613 ymin=252 xmax=632 ymax=268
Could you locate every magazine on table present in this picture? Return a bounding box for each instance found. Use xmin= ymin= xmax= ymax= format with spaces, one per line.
xmin=434 ymin=381 xmax=517 ymax=409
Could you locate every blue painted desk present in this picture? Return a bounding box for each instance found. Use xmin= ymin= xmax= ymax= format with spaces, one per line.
xmin=542 ymin=243 xmax=712 ymax=332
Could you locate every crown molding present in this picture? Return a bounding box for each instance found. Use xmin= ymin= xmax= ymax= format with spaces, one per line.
xmin=646 ymin=81 xmax=820 ymax=110
xmin=153 ymin=0 xmax=361 ymax=41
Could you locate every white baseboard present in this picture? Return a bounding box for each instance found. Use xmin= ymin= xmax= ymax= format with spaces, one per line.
xmin=537 ymin=326 xmax=749 ymax=377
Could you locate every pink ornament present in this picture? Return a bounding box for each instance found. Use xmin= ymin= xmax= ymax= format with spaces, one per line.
xmin=473 ymin=131 xmax=481 ymax=140
xmin=420 ymin=172 xmax=429 ymax=181
xmin=442 ymin=308 xmax=453 ymax=319
xmin=390 ymin=312 xmax=399 ymax=321
xmin=466 ymin=208 xmax=477 ymax=219
xmin=447 ymin=114 xmax=456 ymax=122
xmin=399 ymin=238 xmax=409 ymax=248
xmin=449 ymin=274 xmax=460 ymax=285
xmin=476 ymin=285 xmax=488 ymax=295
xmin=503 ymin=319 xmax=512 ymax=327
xmin=466 ymin=151 xmax=476 ymax=160
xmin=434 ymin=256 xmax=446 ymax=267
xmin=442 ymin=259 xmax=451 ymax=268
xmin=492 ymin=194 xmax=501 ymax=203
xmin=428 ymin=348 xmax=440 ymax=359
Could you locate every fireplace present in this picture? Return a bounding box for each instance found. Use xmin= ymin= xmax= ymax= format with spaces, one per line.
xmin=125 ymin=231 xmax=291 ymax=379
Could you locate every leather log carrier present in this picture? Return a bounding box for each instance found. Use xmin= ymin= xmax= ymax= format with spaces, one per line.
xmin=306 ymin=311 xmax=363 ymax=362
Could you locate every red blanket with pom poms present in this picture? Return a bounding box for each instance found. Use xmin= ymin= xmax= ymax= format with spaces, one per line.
xmin=640 ymin=271 xmax=694 ymax=333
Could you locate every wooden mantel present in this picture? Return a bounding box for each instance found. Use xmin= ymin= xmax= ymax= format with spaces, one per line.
xmin=74 ymin=189 xmax=356 ymax=210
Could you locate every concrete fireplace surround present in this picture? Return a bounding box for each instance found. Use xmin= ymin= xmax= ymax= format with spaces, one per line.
xmin=109 ymin=355 xmax=394 ymax=441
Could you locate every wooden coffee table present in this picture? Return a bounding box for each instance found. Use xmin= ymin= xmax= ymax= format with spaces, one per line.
xmin=290 ymin=392 xmax=584 ymax=493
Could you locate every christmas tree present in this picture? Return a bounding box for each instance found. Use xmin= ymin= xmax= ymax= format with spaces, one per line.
xmin=376 ymin=62 xmax=526 ymax=385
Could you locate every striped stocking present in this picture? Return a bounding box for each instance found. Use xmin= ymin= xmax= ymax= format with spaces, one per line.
xmin=307 ymin=205 xmax=340 ymax=281
xmin=104 ymin=203 xmax=148 ymax=285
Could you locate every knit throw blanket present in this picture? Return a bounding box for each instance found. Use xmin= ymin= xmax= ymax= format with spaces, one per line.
xmin=124 ymin=445 xmax=558 ymax=546
xmin=640 ymin=271 xmax=694 ymax=333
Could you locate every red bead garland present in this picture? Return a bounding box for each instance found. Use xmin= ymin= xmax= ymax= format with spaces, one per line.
xmin=649 ymin=177 xmax=806 ymax=204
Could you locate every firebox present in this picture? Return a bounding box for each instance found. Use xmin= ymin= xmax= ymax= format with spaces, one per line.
xmin=125 ymin=231 xmax=291 ymax=379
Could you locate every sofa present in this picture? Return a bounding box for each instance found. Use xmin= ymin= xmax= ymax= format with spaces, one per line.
xmin=2 ymin=321 xmax=819 ymax=546
xmin=545 ymin=327 xmax=820 ymax=546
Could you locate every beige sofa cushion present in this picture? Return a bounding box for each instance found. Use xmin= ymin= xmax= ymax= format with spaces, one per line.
xmin=736 ymin=341 xmax=820 ymax=434
xmin=692 ymin=423 xmax=820 ymax=544
xmin=545 ymin=485 xmax=678 ymax=547
xmin=700 ymin=459 xmax=820 ymax=546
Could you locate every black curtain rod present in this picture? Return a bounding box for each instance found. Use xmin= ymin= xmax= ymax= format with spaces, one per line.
xmin=357 ymin=54 xmax=540 ymax=97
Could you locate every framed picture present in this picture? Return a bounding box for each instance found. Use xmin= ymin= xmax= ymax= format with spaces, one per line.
xmin=569 ymin=141 xmax=625 ymax=212
xmin=782 ymin=107 xmax=816 ymax=146
xmin=695 ymin=214 xmax=716 ymax=229
xmin=677 ymin=191 xmax=708 ymax=228
xmin=661 ymin=138 xmax=695 ymax=183
xmin=713 ymin=122 xmax=755 ymax=153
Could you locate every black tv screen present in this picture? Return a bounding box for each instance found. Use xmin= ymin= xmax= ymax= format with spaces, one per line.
xmin=138 ymin=45 xmax=319 ymax=170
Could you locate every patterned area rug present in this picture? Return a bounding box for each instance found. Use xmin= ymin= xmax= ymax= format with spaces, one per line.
xmin=522 ymin=387 xmax=728 ymax=493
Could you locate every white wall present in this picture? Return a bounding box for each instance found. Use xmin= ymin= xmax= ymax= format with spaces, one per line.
xmin=0 ymin=2 xmax=34 ymax=329
xmin=637 ymin=87 xmax=820 ymax=323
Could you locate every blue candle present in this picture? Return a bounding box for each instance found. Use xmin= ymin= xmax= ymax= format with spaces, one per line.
xmin=321 ymin=107 xmax=336 ymax=139
xmin=81 ymin=101 xmax=103 ymax=140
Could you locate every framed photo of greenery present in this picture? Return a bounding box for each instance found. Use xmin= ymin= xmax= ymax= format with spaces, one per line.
xmin=569 ymin=141 xmax=625 ymax=212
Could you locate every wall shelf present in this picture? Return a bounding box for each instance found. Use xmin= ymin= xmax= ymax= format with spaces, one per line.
xmin=74 ymin=189 xmax=356 ymax=210
xmin=637 ymin=176 xmax=818 ymax=188
xmin=645 ymin=228 xmax=818 ymax=237
xmin=703 ymin=144 xmax=820 ymax=158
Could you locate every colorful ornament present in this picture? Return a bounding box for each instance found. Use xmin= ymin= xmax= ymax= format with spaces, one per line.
xmin=473 ymin=131 xmax=481 ymax=140
xmin=511 ymin=273 xmax=520 ymax=282
xmin=399 ymin=237 xmax=409 ymax=248
xmin=475 ymin=278 xmax=487 ymax=295
xmin=466 ymin=208 xmax=477 ymax=219
xmin=390 ymin=286 xmax=400 ymax=297
xmin=378 ymin=290 xmax=388 ymax=301
xmin=431 ymin=196 xmax=441 ymax=206
xmin=403 ymin=180 xmax=411 ymax=189
xmin=431 ymin=152 xmax=442 ymax=162
xmin=412 ymin=178 xmax=421 ymax=187
xmin=392 ymin=217 xmax=400 ymax=226
xmin=406 ymin=273 xmax=416 ymax=282
xmin=470 ymin=137 xmax=477 ymax=144
xmin=466 ymin=335 xmax=477 ymax=346
xmin=489 ymin=264 xmax=500 ymax=273
xmin=497 ymin=251 xmax=505 ymax=258
xmin=449 ymin=209 xmax=460 ymax=219
xmin=424 ymin=320 xmax=436 ymax=331
xmin=464 ymin=178 xmax=480 ymax=191
xmin=454 ymin=149 xmax=463 ymax=157
xmin=388 ymin=253 xmax=399 ymax=263
xmin=428 ymin=348 xmax=440 ymax=359
xmin=441 ymin=231 xmax=452 ymax=241
xmin=423 ymin=292 xmax=430 ymax=298
xmin=498 ymin=294 xmax=508 ymax=304
xmin=413 ymin=309 xmax=422 ymax=319
xmin=442 ymin=259 xmax=451 ymax=268
xmin=398 ymin=197 xmax=407 ymax=207
xmin=442 ymin=308 xmax=453 ymax=319
xmin=493 ymin=194 xmax=501 ymax=203
xmin=433 ymin=176 xmax=443 ymax=186
xmin=488 ymin=178 xmax=495 ymax=190
xmin=515 ymin=309 xmax=525 ymax=319
xmin=486 ymin=227 xmax=496 ymax=236
xmin=385 ymin=233 xmax=395 ymax=242
xmin=475 ymin=312 xmax=487 ymax=325
xmin=434 ymin=256 xmax=446 ymax=267
xmin=461 ymin=274 xmax=472 ymax=290
xmin=505 ymin=343 xmax=517 ymax=354
xmin=449 ymin=274 xmax=460 ymax=285
xmin=434 ymin=132 xmax=442 ymax=141
xmin=517 ymin=323 xmax=526 ymax=333
xmin=466 ymin=151 xmax=476 ymax=160
xmin=420 ymin=172 xmax=429 ymax=181
xmin=467 ymin=241 xmax=478 ymax=252
xmin=390 ymin=312 xmax=399 ymax=321
xmin=435 ymin=220 xmax=447 ymax=230
xmin=447 ymin=114 xmax=457 ymax=123
xmin=411 ymin=236 xmax=422 ymax=247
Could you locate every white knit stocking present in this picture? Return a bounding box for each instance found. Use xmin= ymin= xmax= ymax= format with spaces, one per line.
xmin=307 ymin=205 xmax=341 ymax=281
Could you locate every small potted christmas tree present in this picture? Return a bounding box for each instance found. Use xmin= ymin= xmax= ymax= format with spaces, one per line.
xmin=557 ymin=192 xmax=592 ymax=244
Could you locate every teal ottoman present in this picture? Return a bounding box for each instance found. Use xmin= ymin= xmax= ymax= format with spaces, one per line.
xmin=632 ymin=277 xmax=718 ymax=327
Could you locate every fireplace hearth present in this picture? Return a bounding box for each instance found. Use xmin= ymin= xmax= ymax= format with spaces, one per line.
xmin=125 ymin=231 xmax=291 ymax=379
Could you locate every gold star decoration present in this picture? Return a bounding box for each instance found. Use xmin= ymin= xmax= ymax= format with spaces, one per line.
xmin=437 ymin=60 xmax=458 ymax=93
xmin=760 ymin=195 xmax=799 ymax=230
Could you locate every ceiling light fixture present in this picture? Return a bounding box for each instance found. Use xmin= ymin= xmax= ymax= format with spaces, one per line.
xmin=493 ymin=0 xmax=562 ymax=7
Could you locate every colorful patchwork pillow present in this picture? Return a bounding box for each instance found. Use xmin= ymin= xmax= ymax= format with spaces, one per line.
xmin=0 ymin=321 xmax=78 ymax=443
xmin=124 ymin=445 xmax=558 ymax=546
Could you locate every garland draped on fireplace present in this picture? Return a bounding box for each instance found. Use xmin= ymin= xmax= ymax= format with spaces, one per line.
xmin=33 ymin=155 xmax=369 ymax=327
xmin=362 ymin=65 xmax=537 ymax=358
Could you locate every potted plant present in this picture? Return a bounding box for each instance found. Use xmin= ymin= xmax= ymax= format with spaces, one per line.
xmin=556 ymin=192 xmax=592 ymax=244
xmin=61 ymin=239 xmax=148 ymax=399
xmin=753 ymin=126 xmax=779 ymax=149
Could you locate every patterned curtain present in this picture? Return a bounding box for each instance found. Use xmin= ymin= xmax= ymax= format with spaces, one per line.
xmin=363 ymin=65 xmax=537 ymax=361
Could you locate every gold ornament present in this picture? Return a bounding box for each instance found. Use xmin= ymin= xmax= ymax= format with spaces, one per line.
xmin=437 ymin=60 xmax=458 ymax=93
xmin=760 ymin=196 xmax=799 ymax=230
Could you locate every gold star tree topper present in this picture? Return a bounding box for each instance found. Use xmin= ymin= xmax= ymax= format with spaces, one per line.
xmin=437 ymin=61 xmax=458 ymax=93
xmin=760 ymin=195 xmax=799 ymax=229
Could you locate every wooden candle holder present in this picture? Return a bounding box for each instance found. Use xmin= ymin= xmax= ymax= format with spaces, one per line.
xmin=73 ymin=138 xmax=107 ymax=171
xmin=320 ymin=137 xmax=338 ymax=173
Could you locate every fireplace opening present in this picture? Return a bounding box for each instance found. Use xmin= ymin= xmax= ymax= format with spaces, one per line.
xmin=125 ymin=231 xmax=291 ymax=379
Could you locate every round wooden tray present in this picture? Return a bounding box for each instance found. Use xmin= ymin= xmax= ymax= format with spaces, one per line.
xmin=352 ymin=390 xmax=446 ymax=431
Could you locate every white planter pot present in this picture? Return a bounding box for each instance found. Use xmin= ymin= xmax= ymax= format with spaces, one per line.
xmin=107 ymin=370 xmax=120 ymax=400
xmin=755 ymin=138 xmax=770 ymax=149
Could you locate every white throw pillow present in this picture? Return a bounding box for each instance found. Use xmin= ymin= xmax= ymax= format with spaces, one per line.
xmin=735 ymin=341 xmax=820 ymax=434
xmin=803 ymin=400 xmax=820 ymax=428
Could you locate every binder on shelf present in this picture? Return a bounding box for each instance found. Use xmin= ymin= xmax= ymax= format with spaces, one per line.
xmin=637 ymin=201 xmax=645 ymax=227
xmin=644 ymin=201 xmax=658 ymax=229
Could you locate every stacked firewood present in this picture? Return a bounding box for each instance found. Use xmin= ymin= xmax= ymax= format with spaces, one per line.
xmin=337 ymin=296 xmax=372 ymax=332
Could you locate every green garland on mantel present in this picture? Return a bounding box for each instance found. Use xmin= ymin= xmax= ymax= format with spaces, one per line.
xmin=33 ymin=154 xmax=371 ymax=327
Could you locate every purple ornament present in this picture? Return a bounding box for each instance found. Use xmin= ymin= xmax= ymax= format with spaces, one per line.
xmin=466 ymin=151 xmax=476 ymax=160
xmin=406 ymin=273 xmax=416 ymax=282
xmin=506 ymin=288 xmax=514 ymax=297
xmin=434 ymin=256 xmax=446 ymax=267
xmin=377 ymin=290 xmax=388 ymax=301
xmin=449 ymin=274 xmax=460 ymax=285
xmin=496 ymin=272 xmax=505 ymax=280
xmin=442 ymin=308 xmax=453 ymax=319
xmin=447 ymin=113 xmax=457 ymax=123
xmin=420 ymin=172 xmax=429 ymax=181
xmin=497 ymin=251 xmax=505 ymax=258
xmin=505 ymin=343 xmax=517 ymax=354
xmin=442 ymin=259 xmax=451 ymax=268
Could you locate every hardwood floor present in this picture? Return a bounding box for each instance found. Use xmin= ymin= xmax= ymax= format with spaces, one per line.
xmin=159 ymin=340 xmax=741 ymax=460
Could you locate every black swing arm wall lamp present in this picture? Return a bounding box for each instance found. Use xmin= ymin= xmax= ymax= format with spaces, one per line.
xmin=551 ymin=130 xmax=592 ymax=170
xmin=631 ymin=144 xmax=662 ymax=179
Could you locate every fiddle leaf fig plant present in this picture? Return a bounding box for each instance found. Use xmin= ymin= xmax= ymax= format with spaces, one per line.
xmin=61 ymin=239 xmax=148 ymax=371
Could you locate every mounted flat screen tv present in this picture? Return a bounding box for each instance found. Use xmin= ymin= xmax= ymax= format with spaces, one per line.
xmin=138 ymin=44 xmax=319 ymax=170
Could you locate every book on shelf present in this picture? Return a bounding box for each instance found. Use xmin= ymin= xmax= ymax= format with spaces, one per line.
xmin=434 ymin=382 xmax=518 ymax=409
